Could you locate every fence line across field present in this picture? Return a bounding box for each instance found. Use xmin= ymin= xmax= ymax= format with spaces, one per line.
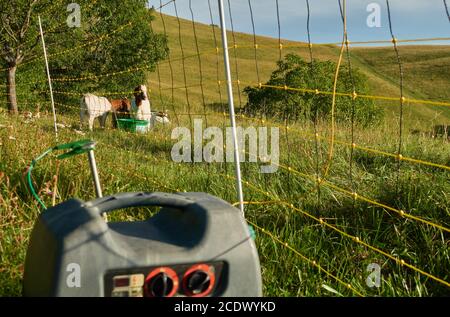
xmin=91 ymin=139 xmax=365 ymax=297
xmin=20 ymin=116 xmax=450 ymax=292
xmin=75 ymin=132 xmax=450 ymax=292
xmin=4 ymin=77 xmax=450 ymax=110
xmin=2 ymin=0 xmax=449 ymax=295
xmin=43 ymin=112 xmax=449 ymax=238
xmin=113 ymin=0 xmax=450 ymax=292
xmin=3 ymin=96 xmax=449 ymax=173
xmin=221 ymin=173 xmax=450 ymax=289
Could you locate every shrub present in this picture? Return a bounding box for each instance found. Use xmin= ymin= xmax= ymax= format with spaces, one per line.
xmin=243 ymin=54 xmax=383 ymax=126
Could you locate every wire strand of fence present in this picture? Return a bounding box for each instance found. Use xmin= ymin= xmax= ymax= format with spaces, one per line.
xmin=0 ymin=21 xmax=134 ymax=73
xmin=221 ymin=173 xmax=450 ymax=289
xmin=3 ymin=48 xmax=450 ymax=108
xmin=189 ymin=0 xmax=214 ymax=189
xmin=6 ymin=88 xmax=450 ymax=173
xmin=89 ymin=133 xmax=366 ymax=297
xmin=5 ymin=70 xmax=450 ymax=108
xmin=0 ymin=0 xmax=105 ymax=73
xmin=6 ymin=37 xmax=450 ymax=87
xmin=318 ymin=0 xmax=347 ymax=187
xmin=207 ymin=0 xmax=227 ymax=151
xmin=149 ymin=20 xmax=165 ymax=119
xmin=2 ymin=35 xmax=449 ymax=77
xmin=444 ymin=0 xmax=450 ymax=22
xmin=246 ymin=82 xmax=450 ymax=108
xmin=208 ymin=0 xmax=229 ymax=176
xmin=304 ymin=0 xmax=322 ymax=206
xmin=44 ymin=81 xmax=214 ymax=98
xmin=158 ymin=1 xmax=179 ymax=126
xmin=324 ymin=36 xmax=450 ymax=46
xmin=247 ymin=0 xmax=271 ymax=188
xmin=338 ymin=0 xmax=357 ymax=205
xmin=215 ymin=140 xmax=450 ymax=233
xmin=0 ymin=0 xmax=72 ymax=49
xmin=246 ymin=219 xmax=364 ymax=296
xmin=161 ymin=36 xmax=450 ymax=50
xmin=262 ymin=151 xmax=449 ymax=232
xmin=227 ymin=0 xmax=243 ymax=111
xmin=275 ymin=0 xmax=293 ymax=195
xmin=248 ymin=0 xmax=260 ymax=87
xmin=84 ymin=101 xmax=446 ymax=236
xmin=189 ymin=0 xmax=208 ymax=127
xmin=386 ymin=0 xmax=406 ymax=201
xmin=156 ymin=0 xmax=176 ymax=11
xmin=208 ymin=0 xmax=224 ymax=109
xmin=9 ymin=35 xmax=449 ymax=81
xmin=173 ymin=0 xmax=193 ymax=129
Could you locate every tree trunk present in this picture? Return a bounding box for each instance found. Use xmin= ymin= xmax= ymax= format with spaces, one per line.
xmin=6 ymin=66 xmax=18 ymax=114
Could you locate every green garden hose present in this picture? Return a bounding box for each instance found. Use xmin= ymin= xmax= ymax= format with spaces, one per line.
xmin=27 ymin=139 xmax=96 ymax=210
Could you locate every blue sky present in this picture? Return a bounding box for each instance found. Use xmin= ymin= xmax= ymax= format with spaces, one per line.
xmin=148 ymin=0 xmax=450 ymax=45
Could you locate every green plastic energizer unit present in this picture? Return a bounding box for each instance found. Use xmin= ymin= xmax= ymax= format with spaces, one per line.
xmin=23 ymin=192 xmax=262 ymax=297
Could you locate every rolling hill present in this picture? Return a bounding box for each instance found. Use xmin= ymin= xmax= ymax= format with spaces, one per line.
xmin=147 ymin=13 xmax=450 ymax=125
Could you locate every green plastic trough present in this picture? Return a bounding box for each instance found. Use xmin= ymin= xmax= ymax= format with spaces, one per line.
xmin=117 ymin=118 xmax=149 ymax=133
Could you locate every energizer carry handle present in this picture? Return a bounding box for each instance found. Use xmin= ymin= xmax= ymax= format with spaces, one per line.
xmin=88 ymin=192 xmax=194 ymax=215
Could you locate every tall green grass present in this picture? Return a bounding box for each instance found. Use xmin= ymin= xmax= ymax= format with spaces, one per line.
xmin=1 ymin=108 xmax=448 ymax=296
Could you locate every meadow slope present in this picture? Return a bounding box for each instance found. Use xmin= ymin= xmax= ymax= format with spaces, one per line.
xmin=147 ymin=13 xmax=450 ymax=125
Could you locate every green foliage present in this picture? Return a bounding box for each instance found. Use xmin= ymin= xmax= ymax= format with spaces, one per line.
xmin=50 ymin=1 xmax=168 ymax=102
xmin=1 ymin=1 xmax=168 ymax=111
xmin=243 ymin=54 xmax=383 ymax=126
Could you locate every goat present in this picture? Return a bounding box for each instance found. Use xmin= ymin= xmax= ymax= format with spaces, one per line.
xmin=132 ymin=85 xmax=152 ymax=132
xmin=110 ymin=98 xmax=132 ymax=128
xmin=80 ymin=94 xmax=112 ymax=131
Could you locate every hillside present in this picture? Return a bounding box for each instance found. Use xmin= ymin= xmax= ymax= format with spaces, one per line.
xmin=147 ymin=13 xmax=450 ymax=125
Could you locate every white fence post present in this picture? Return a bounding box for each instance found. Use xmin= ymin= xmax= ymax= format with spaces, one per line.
xmin=38 ymin=15 xmax=58 ymax=139
xmin=217 ymin=0 xmax=245 ymax=216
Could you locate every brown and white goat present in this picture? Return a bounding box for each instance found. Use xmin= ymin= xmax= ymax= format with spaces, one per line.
xmin=110 ymin=98 xmax=132 ymax=128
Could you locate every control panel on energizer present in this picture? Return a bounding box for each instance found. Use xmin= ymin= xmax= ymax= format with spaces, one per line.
xmin=107 ymin=262 xmax=222 ymax=297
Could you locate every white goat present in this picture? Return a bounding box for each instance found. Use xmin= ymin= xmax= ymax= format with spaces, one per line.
xmin=80 ymin=94 xmax=112 ymax=131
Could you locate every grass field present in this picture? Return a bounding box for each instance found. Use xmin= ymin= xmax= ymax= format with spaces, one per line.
xmin=0 ymin=13 xmax=449 ymax=297
xmin=1 ymin=109 xmax=449 ymax=296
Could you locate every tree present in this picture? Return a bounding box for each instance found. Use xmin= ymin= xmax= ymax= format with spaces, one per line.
xmin=0 ymin=0 xmax=41 ymax=114
xmin=0 ymin=0 xmax=168 ymax=114
xmin=243 ymin=54 xmax=382 ymax=126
